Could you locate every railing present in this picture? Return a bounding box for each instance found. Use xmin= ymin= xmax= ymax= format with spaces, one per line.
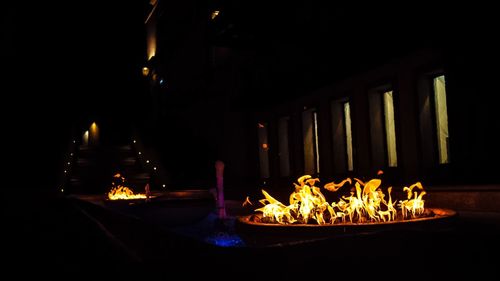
xmin=58 ymin=136 xmax=79 ymax=195
xmin=130 ymin=128 xmax=170 ymax=191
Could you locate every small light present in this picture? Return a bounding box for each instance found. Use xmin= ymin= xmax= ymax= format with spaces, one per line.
xmin=133 ymin=140 xmax=137 ymax=143
xmin=67 ymin=162 xmax=70 ymax=165
xmin=61 ymin=188 xmax=64 ymax=193
xmin=73 ymin=140 xmax=76 ymax=143
xmin=138 ymin=152 xmax=142 ymax=155
xmin=162 ymin=184 xmax=166 ymax=188
xmin=70 ymin=153 xmax=73 ymax=156
xmin=64 ymin=170 xmax=67 ymax=173
xmin=142 ymin=67 xmax=150 ymax=77
xmin=211 ymin=10 xmax=219 ymax=20
xmin=153 ymin=167 xmax=157 ymax=170
xmin=146 ymin=160 xmax=150 ymax=164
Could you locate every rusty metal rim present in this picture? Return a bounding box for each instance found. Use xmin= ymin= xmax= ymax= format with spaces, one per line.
xmin=237 ymin=208 xmax=457 ymax=228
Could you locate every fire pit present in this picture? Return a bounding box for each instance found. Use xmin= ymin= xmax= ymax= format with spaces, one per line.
xmin=237 ymin=174 xmax=457 ymax=240
xmin=102 ymin=173 xmax=156 ymax=209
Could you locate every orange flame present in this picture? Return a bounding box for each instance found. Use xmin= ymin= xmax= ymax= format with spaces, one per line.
xmin=107 ymin=173 xmax=147 ymax=200
xmin=108 ymin=186 xmax=147 ymax=200
xmin=254 ymin=175 xmax=426 ymax=225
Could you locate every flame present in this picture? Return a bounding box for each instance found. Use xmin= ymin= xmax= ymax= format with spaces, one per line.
xmin=253 ymin=174 xmax=426 ymax=225
xmin=108 ymin=186 xmax=147 ymax=200
xmin=107 ymin=173 xmax=147 ymax=200
xmin=243 ymin=196 xmax=253 ymax=207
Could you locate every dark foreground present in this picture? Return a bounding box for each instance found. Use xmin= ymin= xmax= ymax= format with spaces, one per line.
xmin=4 ymin=189 xmax=500 ymax=279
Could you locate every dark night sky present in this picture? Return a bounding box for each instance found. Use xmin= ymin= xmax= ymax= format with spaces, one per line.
xmin=3 ymin=1 xmax=499 ymax=188
xmin=4 ymin=1 xmax=146 ymax=187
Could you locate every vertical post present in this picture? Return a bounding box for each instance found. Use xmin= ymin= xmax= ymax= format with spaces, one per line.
xmin=215 ymin=160 xmax=226 ymax=219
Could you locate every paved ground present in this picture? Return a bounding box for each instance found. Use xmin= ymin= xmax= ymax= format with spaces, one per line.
xmin=3 ymin=188 xmax=500 ymax=279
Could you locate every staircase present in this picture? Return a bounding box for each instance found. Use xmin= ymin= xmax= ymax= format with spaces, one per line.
xmin=66 ymin=144 xmax=151 ymax=195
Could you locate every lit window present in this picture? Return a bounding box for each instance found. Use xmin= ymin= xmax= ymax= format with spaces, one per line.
xmin=331 ymin=99 xmax=354 ymax=173
xmin=369 ymin=87 xmax=398 ymax=168
xmin=433 ymin=75 xmax=449 ymax=164
xmin=383 ymin=91 xmax=398 ymax=167
xmin=302 ymin=108 xmax=320 ymax=175
xmin=344 ymin=102 xmax=354 ymax=171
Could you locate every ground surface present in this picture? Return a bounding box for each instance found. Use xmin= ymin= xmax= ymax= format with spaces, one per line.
xmin=4 ymin=189 xmax=500 ymax=279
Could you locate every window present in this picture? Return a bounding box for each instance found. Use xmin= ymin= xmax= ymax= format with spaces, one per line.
xmin=369 ymin=87 xmax=398 ymax=168
xmin=383 ymin=91 xmax=398 ymax=167
xmin=344 ymin=102 xmax=354 ymax=171
xmin=278 ymin=116 xmax=291 ymax=177
xmin=257 ymin=122 xmax=270 ymax=178
xmin=418 ymin=72 xmax=450 ymax=168
xmin=302 ymin=108 xmax=320 ymax=175
xmin=331 ymin=99 xmax=354 ymax=173
xmin=433 ymin=75 xmax=450 ymax=164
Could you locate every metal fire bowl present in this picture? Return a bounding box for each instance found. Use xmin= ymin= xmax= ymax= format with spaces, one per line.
xmin=236 ymin=208 xmax=457 ymax=238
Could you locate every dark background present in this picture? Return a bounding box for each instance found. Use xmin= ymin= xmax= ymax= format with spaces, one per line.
xmin=3 ymin=1 xmax=499 ymax=190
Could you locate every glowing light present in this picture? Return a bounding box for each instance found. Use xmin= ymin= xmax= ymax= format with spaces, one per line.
xmin=205 ymin=233 xmax=245 ymax=247
xmin=142 ymin=67 xmax=150 ymax=77
xmin=253 ymin=174 xmax=426 ymax=225
xmin=133 ymin=140 xmax=137 ymax=143
xmin=70 ymin=153 xmax=73 ymax=156
xmin=211 ymin=10 xmax=220 ymax=20
xmin=153 ymin=167 xmax=157 ymax=170
xmin=138 ymin=152 xmax=142 ymax=155
xmin=107 ymin=174 xmax=147 ymax=200
xmin=243 ymin=196 xmax=253 ymax=207
xmin=73 ymin=140 xmax=76 ymax=143
xmin=67 ymin=162 xmax=70 ymax=165
xmin=146 ymin=160 xmax=150 ymax=164
xmin=61 ymin=188 xmax=64 ymax=193
xmin=162 ymin=184 xmax=166 ymax=188
xmin=108 ymin=186 xmax=147 ymax=200
xmin=83 ymin=130 xmax=89 ymax=145
xmin=89 ymin=122 xmax=99 ymax=145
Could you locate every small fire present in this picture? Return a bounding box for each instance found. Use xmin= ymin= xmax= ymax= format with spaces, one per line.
xmin=254 ymin=174 xmax=427 ymax=225
xmin=107 ymin=173 xmax=147 ymax=200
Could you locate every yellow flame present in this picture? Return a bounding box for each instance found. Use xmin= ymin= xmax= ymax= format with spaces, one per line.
xmin=107 ymin=173 xmax=147 ymax=200
xmin=108 ymin=186 xmax=147 ymax=200
xmin=253 ymin=175 xmax=426 ymax=225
